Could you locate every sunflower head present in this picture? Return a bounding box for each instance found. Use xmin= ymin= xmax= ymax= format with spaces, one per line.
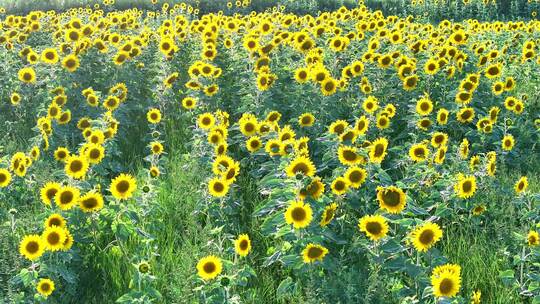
xmin=196 ymin=255 xmax=222 ymax=280
xmin=358 ymin=214 xmax=389 ymax=241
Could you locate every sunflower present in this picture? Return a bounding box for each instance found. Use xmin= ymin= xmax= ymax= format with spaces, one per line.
xmin=528 ymin=231 xmax=540 ymax=246
xmin=331 ymin=177 xmax=350 ymax=195
xmin=41 ymin=48 xmax=59 ymax=64
xmin=454 ymin=174 xmax=477 ymax=199
xmin=430 ymin=132 xmax=448 ymax=148
xmin=110 ymin=173 xmax=137 ymax=200
xmin=0 ymin=168 xmax=12 ymax=188
xmin=358 ymin=214 xmax=389 ymax=241
xmin=36 ymin=278 xmax=55 ymax=297
xmin=409 ymin=143 xmax=429 ymax=162
xmin=19 ymin=235 xmax=45 ymax=261
xmin=42 ymin=226 xmax=67 ymax=252
xmin=103 ymin=96 xmax=120 ymax=111
xmin=61 ymin=229 xmax=73 ymax=251
xmin=43 ymin=212 xmax=65 ymax=230
xmin=369 ymin=137 xmax=389 ymax=164
xmin=514 ymin=176 xmax=528 ymax=194
xmin=456 ymin=107 xmax=475 ymax=123
xmin=284 ymin=200 xmax=313 ymax=229
xmin=471 ymin=290 xmax=481 ymax=304
xmin=298 ymin=113 xmax=315 ymax=127
xmin=18 ymin=67 xmax=36 ymax=83
xmin=459 ymin=138 xmax=470 ymax=159
xmin=433 ymin=146 xmax=447 ymax=165
xmin=55 ymin=186 xmax=80 ymax=210
xmin=65 ymin=155 xmax=89 ymax=180
xmin=354 ymin=116 xmax=370 ymax=135
xmin=320 ymin=203 xmax=338 ymax=227
xmin=234 ymin=234 xmax=251 ymax=257
xmin=362 ymin=96 xmax=379 ymax=114
xmin=10 ymin=92 xmax=21 ymax=105
xmin=246 ymin=136 xmax=262 ymax=153
xmin=321 ymin=78 xmax=337 ymax=96
xmin=501 ymin=134 xmax=515 ymax=151
xmin=285 ymin=156 xmax=316 ymax=178
xmin=376 ymin=114 xmax=390 ymax=129
xmin=239 ymin=117 xmax=259 ymax=136
xmin=208 ymin=177 xmax=230 ymax=197
xmin=79 ymin=191 xmax=104 ymax=212
xmin=345 ymin=166 xmax=367 ymax=188
xmin=376 ymin=186 xmax=407 ymax=214
xmin=147 ymin=108 xmax=162 ymax=124
xmin=337 ymin=145 xmax=363 ymax=166
xmin=302 ymin=243 xmax=329 ymax=263
xmin=410 ymin=222 xmax=443 ymax=252
xmin=416 ymin=96 xmax=433 ymax=116
xmin=431 ymin=264 xmax=462 ymax=298
xmin=484 ymin=63 xmax=502 ymax=79
xmin=403 ymin=75 xmax=418 ymax=91
xmin=85 ymin=144 xmax=105 ymax=164
xmin=182 ymin=97 xmax=197 ymax=110
xmin=299 ymin=177 xmax=325 ymax=200
xmin=328 ymin=120 xmax=348 ymax=135
xmin=62 ymin=54 xmax=80 ymax=72
xmin=472 ymin=204 xmax=486 ymax=215
xmin=486 ymin=159 xmax=496 ymax=176
xmin=40 ymin=182 xmax=61 ymax=206
xmin=196 ymin=255 xmax=222 ymax=280
xmin=437 ymin=108 xmax=449 ymax=125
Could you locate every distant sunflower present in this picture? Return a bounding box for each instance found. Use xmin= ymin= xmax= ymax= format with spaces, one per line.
xmin=42 ymin=226 xmax=67 ymax=252
xmin=110 ymin=173 xmax=137 ymax=200
xmin=434 ymin=146 xmax=447 ymax=165
xmin=454 ymin=174 xmax=476 ymax=199
xmin=62 ymin=54 xmax=80 ymax=72
xmin=344 ymin=166 xmax=367 ymax=188
xmin=331 ymin=176 xmax=350 ymax=196
xmin=182 ymin=97 xmax=197 ymax=110
xmin=321 ymin=78 xmax=337 ymax=96
xmin=528 ymin=231 xmax=539 ymax=246
xmin=284 ymin=200 xmax=313 ymax=229
xmin=302 ymin=243 xmax=329 ymax=263
xmin=0 ymin=168 xmax=12 ymax=188
xmin=514 ymin=176 xmax=528 ymax=194
xmin=431 ymin=264 xmax=462 ymax=298
xmin=196 ymin=255 xmax=222 ymax=280
xmin=54 ymin=186 xmax=80 ymax=210
xmin=65 ymin=155 xmax=89 ymax=179
xmin=85 ymin=144 xmax=105 ymax=164
xmin=147 ymin=108 xmax=162 ymax=124
xmin=320 ymin=203 xmax=338 ymax=227
xmin=501 ymin=134 xmax=515 ymax=151
xmin=369 ymin=137 xmax=389 ymax=164
xmin=472 ymin=204 xmax=486 ymax=215
xmin=298 ymin=113 xmax=315 ymax=127
xmin=19 ymin=235 xmax=45 ymax=261
xmin=208 ymin=177 xmax=230 ymax=197
xmin=36 ymin=278 xmax=55 ymax=297
xmin=410 ymin=222 xmax=443 ymax=252
xmin=79 ymin=191 xmax=104 ymax=212
xmin=285 ymin=156 xmax=316 ymax=178
xmin=358 ymin=214 xmax=389 ymax=241
xmin=430 ymin=132 xmax=448 ymax=148
xmin=377 ymin=186 xmax=406 ymax=214
xmin=44 ymin=213 xmax=66 ymax=229
xmin=234 ymin=234 xmax=251 ymax=257
xmin=409 ymin=143 xmax=429 ymax=162
xmin=299 ymin=177 xmax=325 ymax=200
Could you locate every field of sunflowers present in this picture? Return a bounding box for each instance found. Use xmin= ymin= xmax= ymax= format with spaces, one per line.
xmin=0 ymin=0 xmax=539 ymax=303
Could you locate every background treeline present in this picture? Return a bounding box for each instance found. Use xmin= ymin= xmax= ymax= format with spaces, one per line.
xmin=1 ymin=0 xmax=539 ymax=21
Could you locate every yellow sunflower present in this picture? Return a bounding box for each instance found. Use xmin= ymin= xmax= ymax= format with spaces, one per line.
xmin=338 ymin=145 xmax=363 ymax=166
xmin=514 ymin=176 xmax=528 ymax=194
xmin=234 ymin=234 xmax=251 ymax=257
xmin=208 ymin=177 xmax=230 ymax=198
xmin=501 ymin=134 xmax=515 ymax=151
xmin=44 ymin=213 xmax=66 ymax=229
xmin=42 ymin=226 xmax=67 ymax=252
xmin=369 ymin=137 xmax=389 ymax=164
xmin=110 ymin=173 xmax=137 ymax=200
xmin=285 ymin=156 xmax=316 ymax=178
xmin=19 ymin=235 xmax=46 ymax=261
xmin=454 ymin=174 xmax=476 ymax=199
xmin=344 ymin=166 xmax=367 ymax=188
xmin=528 ymin=231 xmax=539 ymax=246
xmin=36 ymin=278 xmax=55 ymax=297
xmin=302 ymin=243 xmax=329 ymax=263
xmin=298 ymin=113 xmax=315 ymax=127
xmin=377 ymin=186 xmax=407 ymax=214
xmin=416 ymin=95 xmax=433 ymax=116
xmin=284 ymin=200 xmax=313 ymax=229
xmin=431 ymin=264 xmax=462 ymax=298
xmin=409 ymin=143 xmax=430 ymax=162
xmin=40 ymin=182 xmax=61 ymax=206
xmin=358 ymin=214 xmax=389 ymax=241
xmin=196 ymin=255 xmax=222 ymax=280
xmin=320 ymin=203 xmax=338 ymax=227
xmin=0 ymin=168 xmax=12 ymax=188
xmin=79 ymin=191 xmax=104 ymax=212
xmin=331 ymin=176 xmax=350 ymax=196
xmin=54 ymin=186 xmax=80 ymax=211
xmin=410 ymin=222 xmax=443 ymax=252
xmin=18 ymin=67 xmax=36 ymax=83
xmin=65 ymin=155 xmax=89 ymax=180
xmin=147 ymin=108 xmax=162 ymax=124
xmin=246 ymin=136 xmax=262 ymax=153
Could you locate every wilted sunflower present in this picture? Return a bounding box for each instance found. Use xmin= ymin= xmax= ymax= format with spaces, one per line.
xmin=409 ymin=143 xmax=429 ymax=162
xmin=36 ymin=278 xmax=55 ymax=297
xmin=514 ymin=176 xmax=528 ymax=194
xmin=0 ymin=168 xmax=12 ymax=188
xmin=42 ymin=226 xmax=67 ymax=252
xmin=234 ymin=234 xmax=251 ymax=257
xmin=369 ymin=137 xmax=389 ymax=164
xmin=528 ymin=231 xmax=539 ymax=246
xmin=208 ymin=177 xmax=230 ymax=197
xmin=65 ymin=155 xmax=89 ymax=179
xmin=377 ymin=186 xmax=406 ymax=214
xmin=358 ymin=214 xmax=389 ymax=241
xmin=196 ymin=255 xmax=222 ymax=280
xmin=302 ymin=243 xmax=329 ymax=263
xmin=19 ymin=235 xmax=45 ymax=261
xmin=454 ymin=174 xmax=476 ymax=199
xmin=285 ymin=156 xmax=316 ymax=178
xmin=431 ymin=264 xmax=462 ymax=298
xmin=110 ymin=173 xmax=137 ymax=200
xmin=284 ymin=200 xmax=313 ymax=229
xmin=410 ymin=222 xmax=443 ymax=252
xmin=320 ymin=203 xmax=338 ymax=227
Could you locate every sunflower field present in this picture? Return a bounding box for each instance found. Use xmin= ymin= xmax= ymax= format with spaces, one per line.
xmin=0 ymin=0 xmax=539 ymax=303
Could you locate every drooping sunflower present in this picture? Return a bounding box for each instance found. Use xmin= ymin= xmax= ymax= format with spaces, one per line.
xmin=42 ymin=226 xmax=67 ymax=252
xmin=501 ymin=134 xmax=515 ymax=151
xmin=65 ymin=155 xmax=89 ymax=180
xmin=110 ymin=173 xmax=137 ymax=200
xmin=61 ymin=229 xmax=73 ymax=251
xmin=302 ymin=243 xmax=329 ymax=263
xmin=410 ymin=222 xmax=443 ymax=252
xmin=320 ymin=203 xmax=338 ymax=227
xmin=377 ymin=186 xmax=407 ymax=214
xmin=344 ymin=166 xmax=367 ymax=188
xmin=514 ymin=176 xmax=528 ymax=194
xmin=19 ymin=235 xmax=46 ymax=261
xmin=196 ymin=255 xmax=222 ymax=280
xmin=454 ymin=174 xmax=477 ymax=199
xmin=285 ymin=156 xmax=316 ymax=178
xmin=79 ymin=191 xmax=104 ymax=212
xmin=528 ymin=231 xmax=539 ymax=246
xmin=0 ymin=168 xmax=12 ymax=188
xmin=54 ymin=186 xmax=80 ymax=211
xmin=431 ymin=264 xmax=462 ymax=298
xmin=284 ymin=200 xmax=313 ymax=229
xmin=44 ymin=213 xmax=66 ymax=229
xmin=369 ymin=137 xmax=389 ymax=164
xmin=409 ymin=143 xmax=430 ymax=162
xmin=147 ymin=108 xmax=162 ymax=124
xmin=234 ymin=234 xmax=251 ymax=257
xmin=36 ymin=278 xmax=55 ymax=297
xmin=208 ymin=177 xmax=230 ymax=198
xmin=358 ymin=214 xmax=389 ymax=241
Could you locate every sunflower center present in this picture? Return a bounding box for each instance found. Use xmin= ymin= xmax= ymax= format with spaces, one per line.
xmin=49 ymin=218 xmax=62 ymax=227
xmin=307 ymin=247 xmax=323 ymax=259
xmin=83 ymin=197 xmax=98 ymax=208
xmin=414 ymin=148 xmax=426 ymax=158
xmin=203 ymin=262 xmax=216 ymax=274
xmin=116 ymin=180 xmax=130 ymax=193
xmin=291 ymin=207 xmax=306 ymax=221
xmin=292 ymin=162 xmax=309 ymax=175
xmin=239 ymin=240 xmax=248 ymax=250
xmin=343 ymin=150 xmax=357 ymax=161
xmin=23 ymin=72 xmax=32 ymax=81
xmin=26 ymin=241 xmax=39 ymax=253
xmin=348 ymin=170 xmax=363 ymax=183
xmin=366 ymin=222 xmax=382 ymax=235
xmin=213 ymin=182 xmax=224 ymax=192
xmin=244 ymin=123 xmax=255 ymax=132
xmin=419 ymin=229 xmax=434 ymax=245
xmin=41 ymin=283 xmax=51 ymax=291
xmin=439 ymin=278 xmax=454 ymax=294
xmin=382 ymin=189 xmax=401 ymax=207
xmin=89 ymin=149 xmax=101 ymax=159
xmin=0 ymin=174 xmax=6 ymax=183
xmin=60 ymin=191 xmax=73 ymax=204
xmin=334 ymin=180 xmax=345 ymax=191
xmin=462 ymin=181 xmax=472 ymax=192
xmin=70 ymin=160 xmax=83 ymax=172
xmin=374 ymin=143 xmax=385 ymax=157
xmin=46 ymin=188 xmax=58 ymax=200
xmin=47 ymin=232 xmax=60 ymax=245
